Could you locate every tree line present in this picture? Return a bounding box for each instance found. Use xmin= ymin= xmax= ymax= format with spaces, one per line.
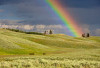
xmin=6 ymin=28 xmax=43 ymax=35
xmin=6 ymin=28 xmax=54 ymax=35
xmin=4 ymin=28 xmax=91 ymax=37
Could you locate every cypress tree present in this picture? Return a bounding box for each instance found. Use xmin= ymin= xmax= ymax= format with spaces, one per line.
xmin=87 ymin=33 xmax=90 ymax=37
xmin=49 ymin=30 xmax=53 ymax=34
xmin=44 ymin=31 xmax=46 ymax=35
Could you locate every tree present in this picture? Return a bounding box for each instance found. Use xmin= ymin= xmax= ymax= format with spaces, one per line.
xmin=87 ymin=33 xmax=90 ymax=37
xmin=49 ymin=30 xmax=53 ymax=34
xmin=82 ymin=33 xmax=85 ymax=37
xmin=44 ymin=31 xmax=47 ymax=35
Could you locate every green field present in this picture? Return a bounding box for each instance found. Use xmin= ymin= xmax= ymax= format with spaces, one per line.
xmin=0 ymin=29 xmax=100 ymax=68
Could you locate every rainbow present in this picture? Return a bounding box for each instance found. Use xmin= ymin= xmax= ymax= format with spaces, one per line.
xmin=46 ymin=0 xmax=82 ymax=37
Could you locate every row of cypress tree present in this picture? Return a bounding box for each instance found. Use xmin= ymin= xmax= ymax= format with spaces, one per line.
xmin=44 ymin=30 xmax=53 ymax=35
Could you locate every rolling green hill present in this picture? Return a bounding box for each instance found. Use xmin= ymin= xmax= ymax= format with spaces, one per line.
xmin=0 ymin=29 xmax=100 ymax=55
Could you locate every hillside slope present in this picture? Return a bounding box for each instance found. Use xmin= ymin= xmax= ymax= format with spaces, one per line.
xmin=0 ymin=29 xmax=100 ymax=55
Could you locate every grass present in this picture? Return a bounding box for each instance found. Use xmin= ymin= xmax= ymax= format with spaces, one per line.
xmin=0 ymin=28 xmax=99 ymax=55
xmin=0 ymin=56 xmax=99 ymax=68
xmin=0 ymin=29 xmax=99 ymax=68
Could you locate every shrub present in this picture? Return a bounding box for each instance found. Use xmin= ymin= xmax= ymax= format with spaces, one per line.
xmin=29 ymin=53 xmax=35 ymax=55
xmin=43 ymin=53 xmax=46 ymax=55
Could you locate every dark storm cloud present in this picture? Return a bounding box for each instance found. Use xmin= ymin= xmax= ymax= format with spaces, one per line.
xmin=0 ymin=0 xmax=58 ymax=25
xmin=0 ymin=0 xmax=46 ymax=6
xmin=59 ymin=0 xmax=100 ymax=8
xmin=12 ymin=0 xmax=61 ymax=25
xmin=0 ymin=0 xmax=26 ymax=5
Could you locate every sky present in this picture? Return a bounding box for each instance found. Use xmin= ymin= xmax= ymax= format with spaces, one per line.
xmin=0 ymin=0 xmax=100 ymax=36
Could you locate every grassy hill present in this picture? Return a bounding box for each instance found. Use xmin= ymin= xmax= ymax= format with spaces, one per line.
xmin=0 ymin=29 xmax=99 ymax=55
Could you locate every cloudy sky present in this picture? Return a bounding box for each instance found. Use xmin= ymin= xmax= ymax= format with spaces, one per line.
xmin=0 ymin=0 xmax=100 ymax=36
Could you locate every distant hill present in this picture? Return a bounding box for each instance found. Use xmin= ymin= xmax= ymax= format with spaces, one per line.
xmin=0 ymin=29 xmax=100 ymax=55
